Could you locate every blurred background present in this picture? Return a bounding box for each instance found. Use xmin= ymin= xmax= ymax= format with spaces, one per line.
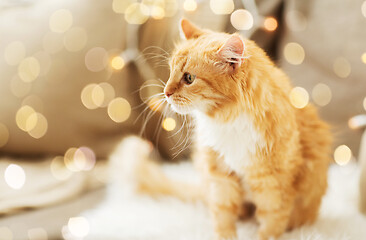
xmin=0 ymin=0 xmax=366 ymax=239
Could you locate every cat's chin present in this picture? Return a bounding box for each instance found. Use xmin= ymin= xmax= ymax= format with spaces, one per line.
xmin=170 ymin=104 xmax=191 ymax=115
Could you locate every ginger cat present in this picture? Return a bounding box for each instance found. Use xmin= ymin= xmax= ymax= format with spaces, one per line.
xmin=136 ymin=19 xmax=332 ymax=240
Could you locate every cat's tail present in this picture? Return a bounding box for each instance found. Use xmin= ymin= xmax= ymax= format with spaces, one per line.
xmin=109 ymin=135 xmax=203 ymax=202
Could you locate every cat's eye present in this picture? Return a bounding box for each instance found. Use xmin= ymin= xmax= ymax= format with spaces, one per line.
xmin=183 ymin=72 xmax=196 ymax=84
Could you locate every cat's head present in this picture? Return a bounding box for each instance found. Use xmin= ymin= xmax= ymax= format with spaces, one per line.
xmin=164 ymin=19 xmax=249 ymax=118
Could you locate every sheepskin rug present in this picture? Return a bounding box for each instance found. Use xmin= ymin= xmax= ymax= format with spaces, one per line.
xmin=83 ymin=159 xmax=366 ymax=240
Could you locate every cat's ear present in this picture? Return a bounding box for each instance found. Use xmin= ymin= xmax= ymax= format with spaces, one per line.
xmin=180 ymin=18 xmax=204 ymax=40
xmin=217 ymin=35 xmax=245 ymax=70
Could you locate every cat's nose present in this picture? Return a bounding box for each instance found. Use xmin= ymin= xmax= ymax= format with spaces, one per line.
xmin=165 ymin=90 xmax=174 ymax=98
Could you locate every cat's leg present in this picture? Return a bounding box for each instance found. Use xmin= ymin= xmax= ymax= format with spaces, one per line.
xmin=195 ymin=147 xmax=243 ymax=240
xmin=246 ymin=167 xmax=296 ymax=240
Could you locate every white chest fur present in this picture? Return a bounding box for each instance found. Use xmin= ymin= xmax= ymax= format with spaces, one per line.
xmin=194 ymin=111 xmax=265 ymax=174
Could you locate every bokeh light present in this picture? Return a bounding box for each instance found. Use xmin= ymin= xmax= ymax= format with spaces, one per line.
xmin=16 ymin=105 xmax=36 ymax=132
xmin=162 ymin=117 xmax=176 ymax=131
xmin=311 ymin=83 xmax=332 ymax=107
xmin=43 ymin=32 xmax=64 ymax=54
xmin=27 ymin=113 xmax=48 ymax=139
xmin=286 ymin=10 xmax=307 ymax=31
xmin=28 ymin=228 xmax=48 ymax=240
xmin=125 ymin=3 xmax=149 ymax=24
xmin=230 ymin=9 xmax=254 ymax=30
xmin=183 ymin=0 xmax=197 ymax=12
xmin=210 ymin=0 xmax=234 ymax=15
xmin=334 ymin=145 xmax=352 ymax=166
xmin=363 ymin=97 xmax=366 ymax=111
xmin=10 ymin=76 xmax=32 ymax=98
xmin=81 ymin=84 xmax=99 ymax=109
xmin=0 ymin=227 xmax=13 ymax=240
xmin=284 ymin=42 xmax=305 ymax=65
xmin=68 ymin=217 xmax=90 ymax=238
xmin=91 ymin=85 xmax=105 ymax=108
xmin=163 ymin=0 xmax=179 ymax=17
xmin=289 ymin=87 xmax=309 ymax=109
xmin=112 ymin=0 xmax=136 ymax=14
xmin=150 ymin=5 xmax=165 ymax=19
xmin=99 ymin=82 xmax=116 ymax=107
xmin=74 ymin=147 xmax=96 ymax=171
xmin=64 ymin=148 xmax=79 ymax=172
xmin=111 ymin=56 xmax=125 ymax=70
xmin=333 ymin=57 xmax=351 ymax=78
xmin=4 ymin=41 xmax=26 ymax=66
xmin=263 ymin=17 xmax=278 ymax=32
xmin=362 ymin=1 xmax=366 ymax=18
xmin=64 ymin=27 xmax=88 ymax=52
xmin=361 ymin=52 xmax=366 ymax=64
xmin=49 ymin=9 xmax=73 ymax=33
xmin=4 ymin=164 xmax=26 ymax=189
xmin=18 ymin=57 xmax=40 ymax=83
xmin=0 ymin=123 xmax=9 ymax=148
xmin=51 ymin=156 xmax=72 ymax=181
xmin=85 ymin=47 xmax=108 ymax=72
xmin=108 ymin=98 xmax=131 ymax=123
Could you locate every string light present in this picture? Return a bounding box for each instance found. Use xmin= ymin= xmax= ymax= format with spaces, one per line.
xmin=107 ymin=98 xmax=131 ymax=123
xmin=333 ymin=57 xmax=351 ymax=78
xmin=284 ymin=42 xmax=305 ymax=65
xmin=230 ymin=9 xmax=254 ymax=30
xmin=18 ymin=57 xmax=40 ymax=83
xmin=68 ymin=217 xmax=90 ymax=238
xmin=312 ymin=83 xmax=332 ymax=107
xmin=162 ymin=117 xmax=176 ymax=131
xmin=4 ymin=41 xmax=26 ymax=66
xmin=85 ymin=47 xmax=108 ymax=72
xmin=0 ymin=123 xmax=9 ymax=148
xmin=289 ymin=87 xmax=309 ymax=109
xmin=111 ymin=56 xmax=125 ymax=70
xmin=28 ymin=228 xmax=48 ymax=240
xmin=150 ymin=5 xmax=165 ymax=19
xmin=64 ymin=27 xmax=88 ymax=52
xmin=334 ymin=145 xmax=352 ymax=166
xmin=263 ymin=17 xmax=278 ymax=32
xmin=183 ymin=0 xmax=197 ymax=12
xmin=4 ymin=164 xmax=26 ymax=189
xmin=49 ymin=9 xmax=73 ymax=33
xmin=210 ymin=0 xmax=234 ymax=15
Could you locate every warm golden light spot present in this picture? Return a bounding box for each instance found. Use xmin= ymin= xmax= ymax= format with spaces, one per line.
xmin=91 ymin=85 xmax=105 ymax=108
xmin=150 ymin=5 xmax=165 ymax=19
xmin=162 ymin=117 xmax=176 ymax=131
xmin=363 ymin=97 xmax=366 ymax=111
xmin=263 ymin=17 xmax=278 ymax=32
xmin=0 ymin=227 xmax=13 ymax=240
xmin=112 ymin=0 xmax=136 ymax=14
xmin=4 ymin=164 xmax=26 ymax=189
xmin=230 ymin=9 xmax=254 ymax=30
xmin=64 ymin=148 xmax=79 ymax=172
xmin=163 ymin=0 xmax=178 ymax=17
xmin=43 ymin=32 xmax=64 ymax=54
xmin=51 ymin=156 xmax=72 ymax=181
xmin=284 ymin=42 xmax=305 ymax=65
xmin=33 ymin=51 xmax=51 ymax=76
xmin=18 ymin=57 xmax=40 ymax=82
xmin=361 ymin=52 xmax=366 ymax=64
xmin=362 ymin=1 xmax=366 ymax=18
xmin=68 ymin=217 xmax=90 ymax=238
xmin=0 ymin=123 xmax=9 ymax=148
xmin=16 ymin=105 xmax=36 ymax=131
xmin=125 ymin=3 xmax=149 ymax=24
xmin=85 ymin=47 xmax=108 ymax=72
xmin=334 ymin=145 xmax=352 ymax=166
xmin=4 ymin=41 xmax=26 ymax=66
xmin=22 ymin=95 xmax=44 ymax=112
xmin=99 ymin=82 xmax=115 ymax=107
xmin=108 ymin=98 xmax=131 ymax=123
xmin=28 ymin=113 xmax=48 ymax=139
xmin=311 ymin=83 xmax=332 ymax=107
xmin=183 ymin=0 xmax=197 ymax=12
xmin=210 ymin=0 xmax=234 ymax=15
xmin=10 ymin=76 xmax=31 ymax=98
xmin=148 ymin=97 xmax=163 ymax=112
xmin=74 ymin=147 xmax=96 ymax=171
xmin=111 ymin=56 xmax=125 ymax=70
xmin=289 ymin=87 xmax=309 ymax=109
xmin=333 ymin=57 xmax=351 ymax=78
xmin=28 ymin=228 xmax=48 ymax=240
xmin=286 ymin=10 xmax=307 ymax=31
xmin=49 ymin=9 xmax=73 ymax=33
xmin=81 ymin=84 xmax=99 ymax=109
xmin=63 ymin=27 xmax=88 ymax=52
